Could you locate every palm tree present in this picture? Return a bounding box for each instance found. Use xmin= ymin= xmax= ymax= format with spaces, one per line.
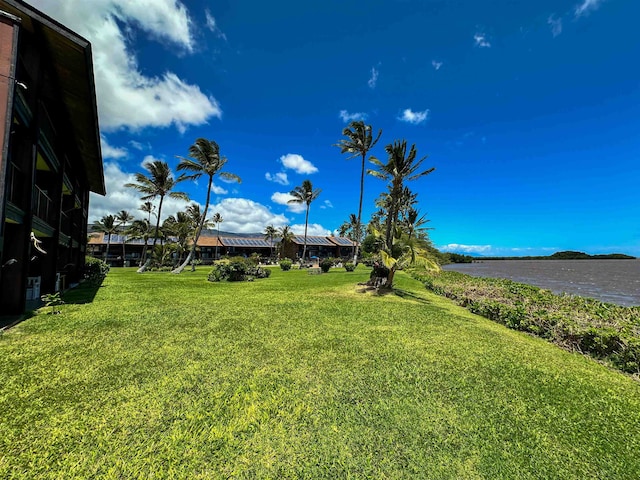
xmin=129 ymin=219 xmax=152 ymax=266
xmin=139 ymin=201 xmax=156 ymax=223
xmin=368 ymin=140 xmax=435 ymax=286
xmin=125 ymin=160 xmax=189 ymax=272
xmin=278 ymin=225 xmax=295 ymax=260
xmin=163 ymin=211 xmax=195 ymax=264
xmin=264 ymin=224 xmax=277 ymax=260
xmin=288 ymin=180 xmax=321 ymax=262
xmin=93 ymin=214 xmax=117 ymax=263
xmin=172 ymin=138 xmax=241 ymax=274
xmin=211 ymin=212 xmax=223 ymax=260
xmin=402 ymin=207 xmax=431 ymax=242
xmin=115 ymin=210 xmax=134 ymax=265
xmin=338 ymin=213 xmax=363 ymax=259
xmin=335 ymin=121 xmax=382 ymax=263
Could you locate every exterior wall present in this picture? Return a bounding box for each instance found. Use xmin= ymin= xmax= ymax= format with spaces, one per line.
xmin=0 ymin=7 xmax=102 ymax=317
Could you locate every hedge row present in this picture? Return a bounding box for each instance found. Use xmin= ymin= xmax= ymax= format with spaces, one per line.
xmin=409 ymin=270 xmax=640 ymax=375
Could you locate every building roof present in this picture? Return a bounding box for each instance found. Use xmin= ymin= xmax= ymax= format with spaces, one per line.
xmin=291 ymin=235 xmax=336 ymax=246
xmin=221 ymin=237 xmax=271 ymax=248
xmin=329 ymin=236 xmax=356 ymax=247
xmin=0 ymin=0 xmax=105 ymax=195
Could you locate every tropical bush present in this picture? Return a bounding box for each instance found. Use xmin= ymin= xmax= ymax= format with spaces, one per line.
xmin=279 ymin=259 xmax=293 ymax=271
xmin=85 ymin=256 xmax=110 ymax=284
xmin=344 ymin=262 xmax=356 ymax=272
xmin=40 ymin=292 xmax=64 ymax=315
xmin=208 ymin=257 xmax=271 ymax=282
xmin=319 ymin=258 xmax=333 ymax=273
xmin=412 ymin=270 xmax=640 ymax=374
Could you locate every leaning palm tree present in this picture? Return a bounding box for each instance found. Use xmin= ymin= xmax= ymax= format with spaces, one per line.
xmin=115 ymin=210 xmax=134 ymax=265
xmin=93 ymin=214 xmax=117 ymax=263
xmin=334 ymin=121 xmax=382 ymax=263
xmin=288 ymin=180 xmax=321 ymax=262
xmin=338 ymin=213 xmax=362 ymax=260
xmin=211 ymin=212 xmax=223 ymax=260
xmin=264 ymin=224 xmax=278 ymax=260
xmin=125 ymin=160 xmax=189 ymax=272
xmin=172 ymin=138 xmax=241 ymax=274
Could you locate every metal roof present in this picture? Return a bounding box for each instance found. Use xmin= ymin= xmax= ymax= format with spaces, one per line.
xmin=292 ymin=235 xmax=335 ymax=246
xmin=221 ymin=237 xmax=270 ymax=248
xmin=329 ymin=237 xmax=356 ymax=247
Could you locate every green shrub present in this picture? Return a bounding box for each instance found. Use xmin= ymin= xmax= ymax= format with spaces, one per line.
xmin=344 ymin=262 xmax=356 ymax=272
xmin=319 ymin=259 xmax=333 ymax=273
xmin=208 ymin=257 xmax=271 ymax=282
xmin=85 ymin=256 xmax=109 ymax=284
xmin=279 ymin=259 xmax=292 ymax=271
xmin=41 ymin=292 xmax=64 ymax=315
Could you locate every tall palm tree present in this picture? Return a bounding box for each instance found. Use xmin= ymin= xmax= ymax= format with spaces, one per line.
xmin=211 ymin=212 xmax=223 ymax=260
xmin=335 ymin=121 xmax=382 ymax=263
xmin=402 ymin=207 xmax=431 ymax=242
xmin=172 ymin=138 xmax=241 ymax=273
xmin=163 ymin=211 xmax=194 ymax=264
xmin=115 ymin=210 xmax=134 ymax=264
xmin=368 ymin=140 xmax=435 ymax=285
xmin=288 ymin=180 xmax=321 ymax=262
xmin=93 ymin=214 xmax=117 ymax=263
xmin=264 ymin=224 xmax=277 ymax=260
xmin=125 ymin=160 xmax=188 ymax=272
xmin=278 ymin=225 xmax=295 ymax=260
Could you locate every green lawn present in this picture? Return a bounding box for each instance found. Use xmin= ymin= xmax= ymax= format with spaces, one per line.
xmin=1 ymin=266 xmax=639 ymax=479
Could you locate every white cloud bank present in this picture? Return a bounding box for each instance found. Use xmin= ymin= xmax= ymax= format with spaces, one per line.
xmin=398 ymin=108 xmax=429 ymax=125
xmin=271 ymin=192 xmax=306 ymax=213
xmin=265 ymin=172 xmax=289 ymax=186
xmin=31 ymin=0 xmax=221 ymax=132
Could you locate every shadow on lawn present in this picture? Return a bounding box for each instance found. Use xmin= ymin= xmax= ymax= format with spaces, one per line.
xmin=62 ymin=280 xmax=105 ymax=305
xmin=393 ymin=288 xmax=434 ymax=305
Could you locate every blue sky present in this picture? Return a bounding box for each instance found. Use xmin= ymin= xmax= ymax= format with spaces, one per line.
xmin=32 ymin=0 xmax=640 ymax=256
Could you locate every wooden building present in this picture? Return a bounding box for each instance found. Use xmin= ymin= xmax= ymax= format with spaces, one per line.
xmin=0 ymin=0 xmax=104 ymax=315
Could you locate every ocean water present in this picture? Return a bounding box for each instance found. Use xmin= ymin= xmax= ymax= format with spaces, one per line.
xmin=442 ymin=259 xmax=640 ymax=307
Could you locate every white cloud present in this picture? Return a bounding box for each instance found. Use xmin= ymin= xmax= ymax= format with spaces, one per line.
xmin=474 ymin=33 xmax=491 ymax=48
xmin=439 ymin=244 xmax=493 ymax=254
xmin=367 ymin=67 xmax=379 ymax=89
xmin=128 ymin=140 xmax=145 ymax=151
xmin=320 ymin=200 xmax=333 ymax=209
xmin=208 ymin=198 xmax=289 ymax=234
xmin=339 ymin=110 xmax=367 ymax=123
xmin=204 ymin=8 xmax=227 ymax=41
xmin=265 ymin=172 xmax=289 ymax=185
xmin=575 ymin=0 xmax=605 ymax=17
xmin=291 ymin=223 xmax=332 ymax=236
xmin=431 ymin=60 xmax=443 ymax=71
xmin=100 ymin=135 xmax=127 ymax=159
xmin=30 ymin=0 xmax=221 ymax=132
xmin=271 ymin=192 xmax=306 ymax=213
xmin=279 ymin=154 xmax=318 ymax=174
xmin=398 ymin=108 xmax=429 ymax=125
xmin=89 ymin=162 xmax=192 ymax=223
xmin=548 ymin=15 xmax=563 ymax=37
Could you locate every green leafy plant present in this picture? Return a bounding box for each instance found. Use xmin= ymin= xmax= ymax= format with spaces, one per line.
xmin=208 ymin=257 xmax=271 ymax=282
xmin=84 ymin=256 xmax=110 ymax=285
xmin=41 ymin=292 xmax=64 ymax=315
xmin=319 ymin=259 xmax=333 ymax=273
xmin=279 ymin=259 xmax=292 ymax=271
xmin=344 ymin=262 xmax=356 ymax=272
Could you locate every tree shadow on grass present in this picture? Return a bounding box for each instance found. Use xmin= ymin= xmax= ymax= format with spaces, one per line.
xmin=392 ymin=287 xmax=435 ymax=305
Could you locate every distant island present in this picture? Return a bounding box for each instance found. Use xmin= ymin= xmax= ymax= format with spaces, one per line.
xmin=445 ymin=251 xmax=636 ymax=263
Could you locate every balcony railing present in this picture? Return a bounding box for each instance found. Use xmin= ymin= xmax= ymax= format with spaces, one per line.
xmin=34 ymin=186 xmax=55 ymax=225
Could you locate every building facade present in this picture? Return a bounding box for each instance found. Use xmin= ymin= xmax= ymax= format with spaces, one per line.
xmin=0 ymin=0 xmax=104 ymax=316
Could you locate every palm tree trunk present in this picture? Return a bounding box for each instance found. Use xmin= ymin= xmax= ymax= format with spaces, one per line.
xmin=302 ymin=205 xmax=309 ymax=262
xmin=173 ymin=177 xmax=213 ymax=274
xmin=354 ymin=151 xmax=366 ymax=264
xmin=138 ymin=197 xmax=163 ymax=273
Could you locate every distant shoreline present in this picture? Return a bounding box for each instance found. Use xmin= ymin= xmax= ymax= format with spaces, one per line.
xmin=477 ymin=251 xmax=636 ymax=261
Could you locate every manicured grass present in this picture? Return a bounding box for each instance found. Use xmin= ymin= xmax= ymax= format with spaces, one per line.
xmin=1 ymin=266 xmax=639 ymax=478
